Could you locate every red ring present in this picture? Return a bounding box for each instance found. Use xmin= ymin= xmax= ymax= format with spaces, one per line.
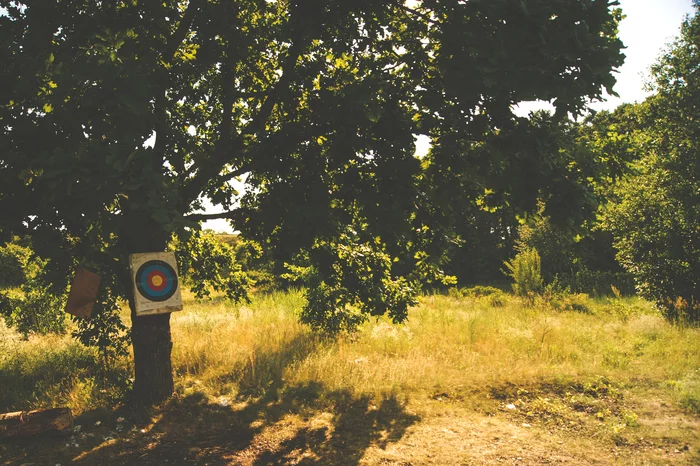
xmin=146 ymin=270 xmax=168 ymax=291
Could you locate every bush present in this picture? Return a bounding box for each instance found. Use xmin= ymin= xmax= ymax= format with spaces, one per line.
xmin=517 ymin=215 xmax=575 ymax=283
xmin=0 ymin=241 xmax=67 ymax=337
xmin=603 ymin=161 xmax=699 ymax=324
xmin=669 ymin=370 xmax=700 ymax=415
xmin=0 ymin=287 xmax=66 ymax=337
xmin=284 ymin=230 xmax=418 ymax=335
xmin=503 ymin=248 xmax=543 ymax=300
xmin=517 ymin=215 xmax=634 ymax=296
xmin=174 ymin=231 xmax=254 ymax=302
xmin=487 ymin=293 xmax=506 ymax=307
xmin=0 ymin=243 xmax=31 ymax=289
xmin=461 ymin=285 xmax=503 ymax=297
xmin=569 ymin=267 xmax=635 ymax=297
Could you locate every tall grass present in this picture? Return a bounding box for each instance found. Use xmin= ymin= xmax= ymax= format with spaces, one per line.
xmin=2 ymin=289 xmax=698 ymax=416
xmin=168 ymin=290 xmax=699 ymax=410
xmin=0 ymin=321 xmax=130 ymax=413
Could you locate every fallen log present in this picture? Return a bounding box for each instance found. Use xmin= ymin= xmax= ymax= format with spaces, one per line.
xmin=0 ymin=408 xmax=73 ymax=438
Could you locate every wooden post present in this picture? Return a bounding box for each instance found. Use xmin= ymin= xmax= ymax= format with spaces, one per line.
xmin=0 ymin=408 xmax=73 ymax=438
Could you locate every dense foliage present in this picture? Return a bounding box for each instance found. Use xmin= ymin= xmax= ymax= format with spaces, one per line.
xmin=174 ymin=231 xmax=254 ymax=302
xmin=517 ymin=214 xmax=634 ymax=296
xmin=0 ymin=240 xmax=67 ymax=336
xmin=603 ymin=5 xmax=700 ymax=324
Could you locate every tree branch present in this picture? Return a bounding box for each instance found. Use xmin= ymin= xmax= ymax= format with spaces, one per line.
xmin=153 ymin=0 xmax=203 ymax=170
xmin=163 ymin=0 xmax=203 ymax=63
xmin=184 ymin=207 xmax=250 ymax=225
xmin=185 ymin=212 xmax=235 ymax=221
xmin=388 ymin=1 xmax=440 ymax=26
xmin=217 ymin=166 xmax=250 ymax=186
xmin=238 ymin=40 xmax=303 ymax=139
xmin=181 ymin=35 xmax=305 ymax=205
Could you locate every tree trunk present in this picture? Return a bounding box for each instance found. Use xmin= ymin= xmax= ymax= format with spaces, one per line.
xmin=0 ymin=408 xmax=73 ymax=438
xmin=131 ymin=311 xmax=174 ymax=405
xmin=120 ymin=210 xmax=175 ymax=405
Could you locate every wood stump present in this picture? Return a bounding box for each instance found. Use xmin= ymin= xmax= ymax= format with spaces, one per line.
xmin=0 ymin=408 xmax=73 ymax=438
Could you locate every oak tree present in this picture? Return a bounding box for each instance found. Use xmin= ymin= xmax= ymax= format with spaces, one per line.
xmin=0 ymin=0 xmax=624 ymax=403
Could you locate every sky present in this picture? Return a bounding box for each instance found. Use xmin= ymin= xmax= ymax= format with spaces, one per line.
xmin=592 ymin=0 xmax=696 ymax=110
xmin=203 ymin=0 xmax=697 ymax=233
xmin=515 ymin=0 xmax=695 ymax=115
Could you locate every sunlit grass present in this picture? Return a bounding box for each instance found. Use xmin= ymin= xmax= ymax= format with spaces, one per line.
xmin=2 ymin=289 xmax=698 ymax=419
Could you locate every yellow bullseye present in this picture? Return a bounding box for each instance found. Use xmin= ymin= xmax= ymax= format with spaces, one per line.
xmin=151 ymin=275 xmax=164 ymax=287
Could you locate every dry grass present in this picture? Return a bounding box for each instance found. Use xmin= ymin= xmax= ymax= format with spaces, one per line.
xmin=1 ymin=290 xmax=699 ymax=465
xmin=167 ymin=291 xmax=698 ymax=401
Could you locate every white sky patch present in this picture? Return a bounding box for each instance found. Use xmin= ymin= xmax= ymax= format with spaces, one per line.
xmin=592 ymin=0 xmax=693 ymax=111
xmin=414 ymin=134 xmax=430 ymax=158
xmin=144 ymin=132 xmax=156 ymax=148
xmin=514 ymin=1 xmax=693 ymax=116
xmin=200 ymin=196 xmax=236 ymax=233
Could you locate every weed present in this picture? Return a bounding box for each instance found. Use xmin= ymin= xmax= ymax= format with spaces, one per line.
xmin=487 ymin=293 xmax=506 ymax=307
xmin=460 ymin=285 xmax=504 ymax=297
xmin=668 ymin=369 xmax=700 ymax=414
xmin=503 ymin=248 xmax=543 ymax=302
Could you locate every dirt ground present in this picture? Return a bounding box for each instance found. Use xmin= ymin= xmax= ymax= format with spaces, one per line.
xmin=2 ymin=383 xmax=698 ymax=466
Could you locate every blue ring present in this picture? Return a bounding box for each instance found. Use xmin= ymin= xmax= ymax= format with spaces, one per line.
xmin=135 ymin=260 xmax=178 ymax=302
xmin=139 ymin=264 xmax=174 ymax=297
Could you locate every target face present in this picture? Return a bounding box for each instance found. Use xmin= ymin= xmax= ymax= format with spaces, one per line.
xmin=129 ymin=252 xmax=183 ymax=316
xmin=135 ymin=260 xmax=178 ymax=302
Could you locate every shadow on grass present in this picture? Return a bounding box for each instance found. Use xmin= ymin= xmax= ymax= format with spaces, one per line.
xmin=0 ymin=342 xmax=131 ymax=414
xmin=2 ymin=334 xmax=419 ymax=466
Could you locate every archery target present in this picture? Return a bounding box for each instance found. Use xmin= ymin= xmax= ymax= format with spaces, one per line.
xmin=129 ymin=252 xmax=183 ymax=316
xmin=136 ymin=260 xmax=178 ymax=302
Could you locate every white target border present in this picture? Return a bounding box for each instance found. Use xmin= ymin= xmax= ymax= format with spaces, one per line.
xmin=129 ymin=252 xmax=183 ymax=317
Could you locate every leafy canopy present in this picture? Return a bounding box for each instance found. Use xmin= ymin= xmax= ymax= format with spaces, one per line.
xmin=0 ymin=1 xmax=624 ymax=328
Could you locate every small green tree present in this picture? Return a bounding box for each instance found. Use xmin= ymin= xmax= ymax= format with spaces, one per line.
xmin=0 ymin=240 xmax=68 ymax=337
xmin=503 ymin=248 xmax=543 ymax=300
xmin=0 ymin=241 xmax=31 ymax=288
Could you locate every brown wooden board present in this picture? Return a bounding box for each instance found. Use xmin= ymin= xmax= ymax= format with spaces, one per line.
xmin=65 ymin=267 xmax=101 ymax=319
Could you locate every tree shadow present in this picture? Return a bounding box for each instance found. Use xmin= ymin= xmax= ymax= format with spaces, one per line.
xmin=2 ymin=334 xmax=419 ymax=465
xmin=252 ymin=390 xmax=418 ymax=465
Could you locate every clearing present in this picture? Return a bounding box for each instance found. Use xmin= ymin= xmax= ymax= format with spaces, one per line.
xmin=1 ymin=290 xmax=698 ymax=465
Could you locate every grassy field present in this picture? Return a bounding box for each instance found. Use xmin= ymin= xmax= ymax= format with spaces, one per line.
xmin=1 ymin=289 xmax=699 ymax=465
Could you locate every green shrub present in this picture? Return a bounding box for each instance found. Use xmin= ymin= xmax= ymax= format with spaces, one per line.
xmin=517 ymin=215 xmax=575 ymax=283
xmin=516 ymin=213 xmax=634 ymax=297
xmin=604 ymin=164 xmax=699 ymax=324
xmin=669 ymin=370 xmax=700 ymax=414
xmin=503 ymin=248 xmax=543 ymax=300
xmin=0 ymin=243 xmax=32 ymax=289
xmin=570 ymin=267 xmax=635 ymax=297
xmin=174 ymin=231 xmax=254 ymax=302
xmin=487 ymin=293 xmax=506 ymax=307
xmin=0 ymin=287 xmax=66 ymax=337
xmin=461 ymin=285 xmax=503 ymax=297
xmin=0 ymin=242 xmax=67 ymax=337
xmin=285 ymin=230 xmax=418 ymax=335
